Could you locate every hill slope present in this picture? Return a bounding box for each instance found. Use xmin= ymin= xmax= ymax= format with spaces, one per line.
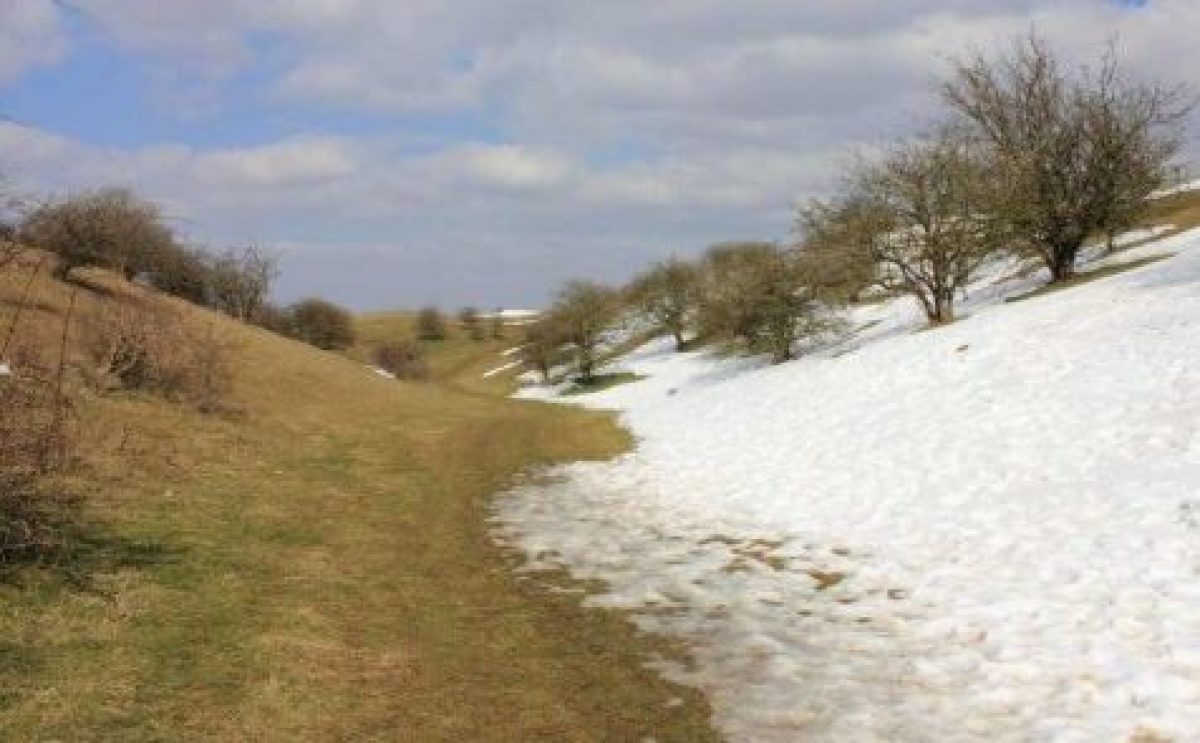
xmin=499 ymin=221 xmax=1200 ymax=741
xmin=0 ymin=263 xmax=716 ymax=740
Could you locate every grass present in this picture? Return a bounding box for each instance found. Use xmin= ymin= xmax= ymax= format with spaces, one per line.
xmin=1004 ymin=253 xmax=1174 ymax=304
xmin=561 ymin=372 xmax=646 ymax=396
xmin=1145 ymin=187 xmax=1200 ymax=233
xmin=354 ymin=309 xmax=526 ymax=396
xmin=0 ymin=258 xmax=717 ymax=741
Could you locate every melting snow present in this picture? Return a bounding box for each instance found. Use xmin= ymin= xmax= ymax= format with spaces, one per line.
xmin=482 ymin=360 xmax=522 ymax=378
xmin=495 ymin=227 xmax=1200 ymax=741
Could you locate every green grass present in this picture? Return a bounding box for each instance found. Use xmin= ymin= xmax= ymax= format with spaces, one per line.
xmin=562 ymin=372 xmax=646 ymax=396
xmin=1005 ymin=253 xmax=1174 ymax=304
xmin=0 ymin=265 xmax=717 ymax=741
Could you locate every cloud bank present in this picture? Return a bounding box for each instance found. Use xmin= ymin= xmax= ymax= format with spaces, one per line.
xmin=1 ymin=0 xmax=1197 ymax=308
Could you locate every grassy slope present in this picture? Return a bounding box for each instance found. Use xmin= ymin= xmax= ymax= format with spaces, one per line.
xmin=355 ymin=310 xmax=524 ymax=396
xmin=0 ymin=265 xmax=716 ymax=741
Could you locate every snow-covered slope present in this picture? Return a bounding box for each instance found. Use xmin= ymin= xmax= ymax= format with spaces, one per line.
xmin=495 ymin=228 xmax=1200 ymax=742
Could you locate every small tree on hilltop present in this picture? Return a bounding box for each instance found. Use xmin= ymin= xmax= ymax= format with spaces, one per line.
xmin=943 ymin=34 xmax=1190 ymax=281
xmin=550 ymin=281 xmax=620 ymax=383
xmin=208 ymin=245 xmax=277 ymax=322
xmin=628 ymin=257 xmax=700 ymax=350
xmin=21 ymin=188 xmax=178 ymax=281
xmin=415 ymin=306 xmax=447 ymax=341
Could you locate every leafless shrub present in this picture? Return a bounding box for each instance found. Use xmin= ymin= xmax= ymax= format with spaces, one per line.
xmin=208 ymin=244 xmax=277 ymax=322
xmin=84 ymin=300 xmax=235 ymax=413
xmin=185 ymin=322 xmax=238 ymax=414
xmin=373 ymin=340 xmax=429 ymax=381
xmin=0 ymin=308 xmax=82 ymax=574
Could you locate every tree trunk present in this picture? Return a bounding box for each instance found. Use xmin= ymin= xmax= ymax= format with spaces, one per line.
xmin=1048 ymin=246 xmax=1077 ymax=283
xmin=924 ymin=292 xmax=955 ymax=326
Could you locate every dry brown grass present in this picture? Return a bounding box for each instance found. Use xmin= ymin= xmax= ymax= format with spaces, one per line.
xmin=355 ymin=309 xmax=526 ymax=395
xmin=0 ymin=258 xmax=717 ymax=741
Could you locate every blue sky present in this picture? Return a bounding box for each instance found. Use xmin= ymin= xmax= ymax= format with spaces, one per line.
xmin=0 ymin=0 xmax=1193 ymax=310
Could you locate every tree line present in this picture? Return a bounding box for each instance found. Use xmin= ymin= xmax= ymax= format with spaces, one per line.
xmin=523 ymin=35 xmax=1192 ymax=382
xmin=7 ymin=186 xmax=357 ymax=352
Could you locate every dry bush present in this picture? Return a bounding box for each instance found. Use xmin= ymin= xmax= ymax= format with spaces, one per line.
xmin=416 ymin=306 xmax=447 ymax=341
xmin=84 ymin=300 xmax=236 ymax=413
xmin=288 ymin=297 xmax=356 ymax=350
xmin=0 ymin=344 xmax=80 ymax=574
xmin=19 ymin=188 xmax=178 ymax=282
xmin=373 ymin=340 xmax=429 ymax=381
xmin=208 ymin=244 xmax=277 ymax=322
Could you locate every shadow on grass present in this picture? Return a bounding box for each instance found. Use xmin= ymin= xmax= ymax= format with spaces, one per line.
xmin=1 ymin=485 xmax=177 ymax=593
xmin=1005 ymin=253 xmax=1174 ymax=304
xmin=561 ymin=372 xmax=646 ymax=396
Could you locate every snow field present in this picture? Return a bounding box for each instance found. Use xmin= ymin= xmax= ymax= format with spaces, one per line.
xmin=497 ymin=227 xmax=1200 ymax=741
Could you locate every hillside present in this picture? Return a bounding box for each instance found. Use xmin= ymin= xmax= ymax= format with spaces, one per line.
xmin=0 ymin=261 xmax=717 ymax=740
xmin=497 ymin=196 xmax=1200 ymax=741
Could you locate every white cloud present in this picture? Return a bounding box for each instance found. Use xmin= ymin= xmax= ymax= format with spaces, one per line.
xmin=0 ymin=0 xmax=66 ymax=83
xmin=3 ymin=1 xmax=1199 ymax=308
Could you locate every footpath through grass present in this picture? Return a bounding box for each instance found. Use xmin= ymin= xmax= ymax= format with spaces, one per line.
xmin=0 ymin=273 xmax=717 ymax=741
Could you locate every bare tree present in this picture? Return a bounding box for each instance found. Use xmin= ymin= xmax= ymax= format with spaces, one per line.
xmin=518 ymin=317 xmax=564 ymax=383
xmin=208 ymin=245 xmax=277 ymax=322
xmin=627 ymin=257 xmax=701 ymax=350
xmin=943 ymin=34 xmax=1191 ymax=281
xmin=820 ymin=129 xmax=1005 ymax=326
xmin=549 ymin=281 xmax=620 ymax=383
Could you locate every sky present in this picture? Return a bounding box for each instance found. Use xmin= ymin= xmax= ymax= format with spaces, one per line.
xmin=0 ymin=1 xmax=1196 ymax=310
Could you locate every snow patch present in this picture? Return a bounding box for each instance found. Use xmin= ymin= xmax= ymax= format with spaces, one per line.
xmin=482 ymin=360 xmax=521 ymax=379
xmin=497 ymin=227 xmax=1200 ymax=741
